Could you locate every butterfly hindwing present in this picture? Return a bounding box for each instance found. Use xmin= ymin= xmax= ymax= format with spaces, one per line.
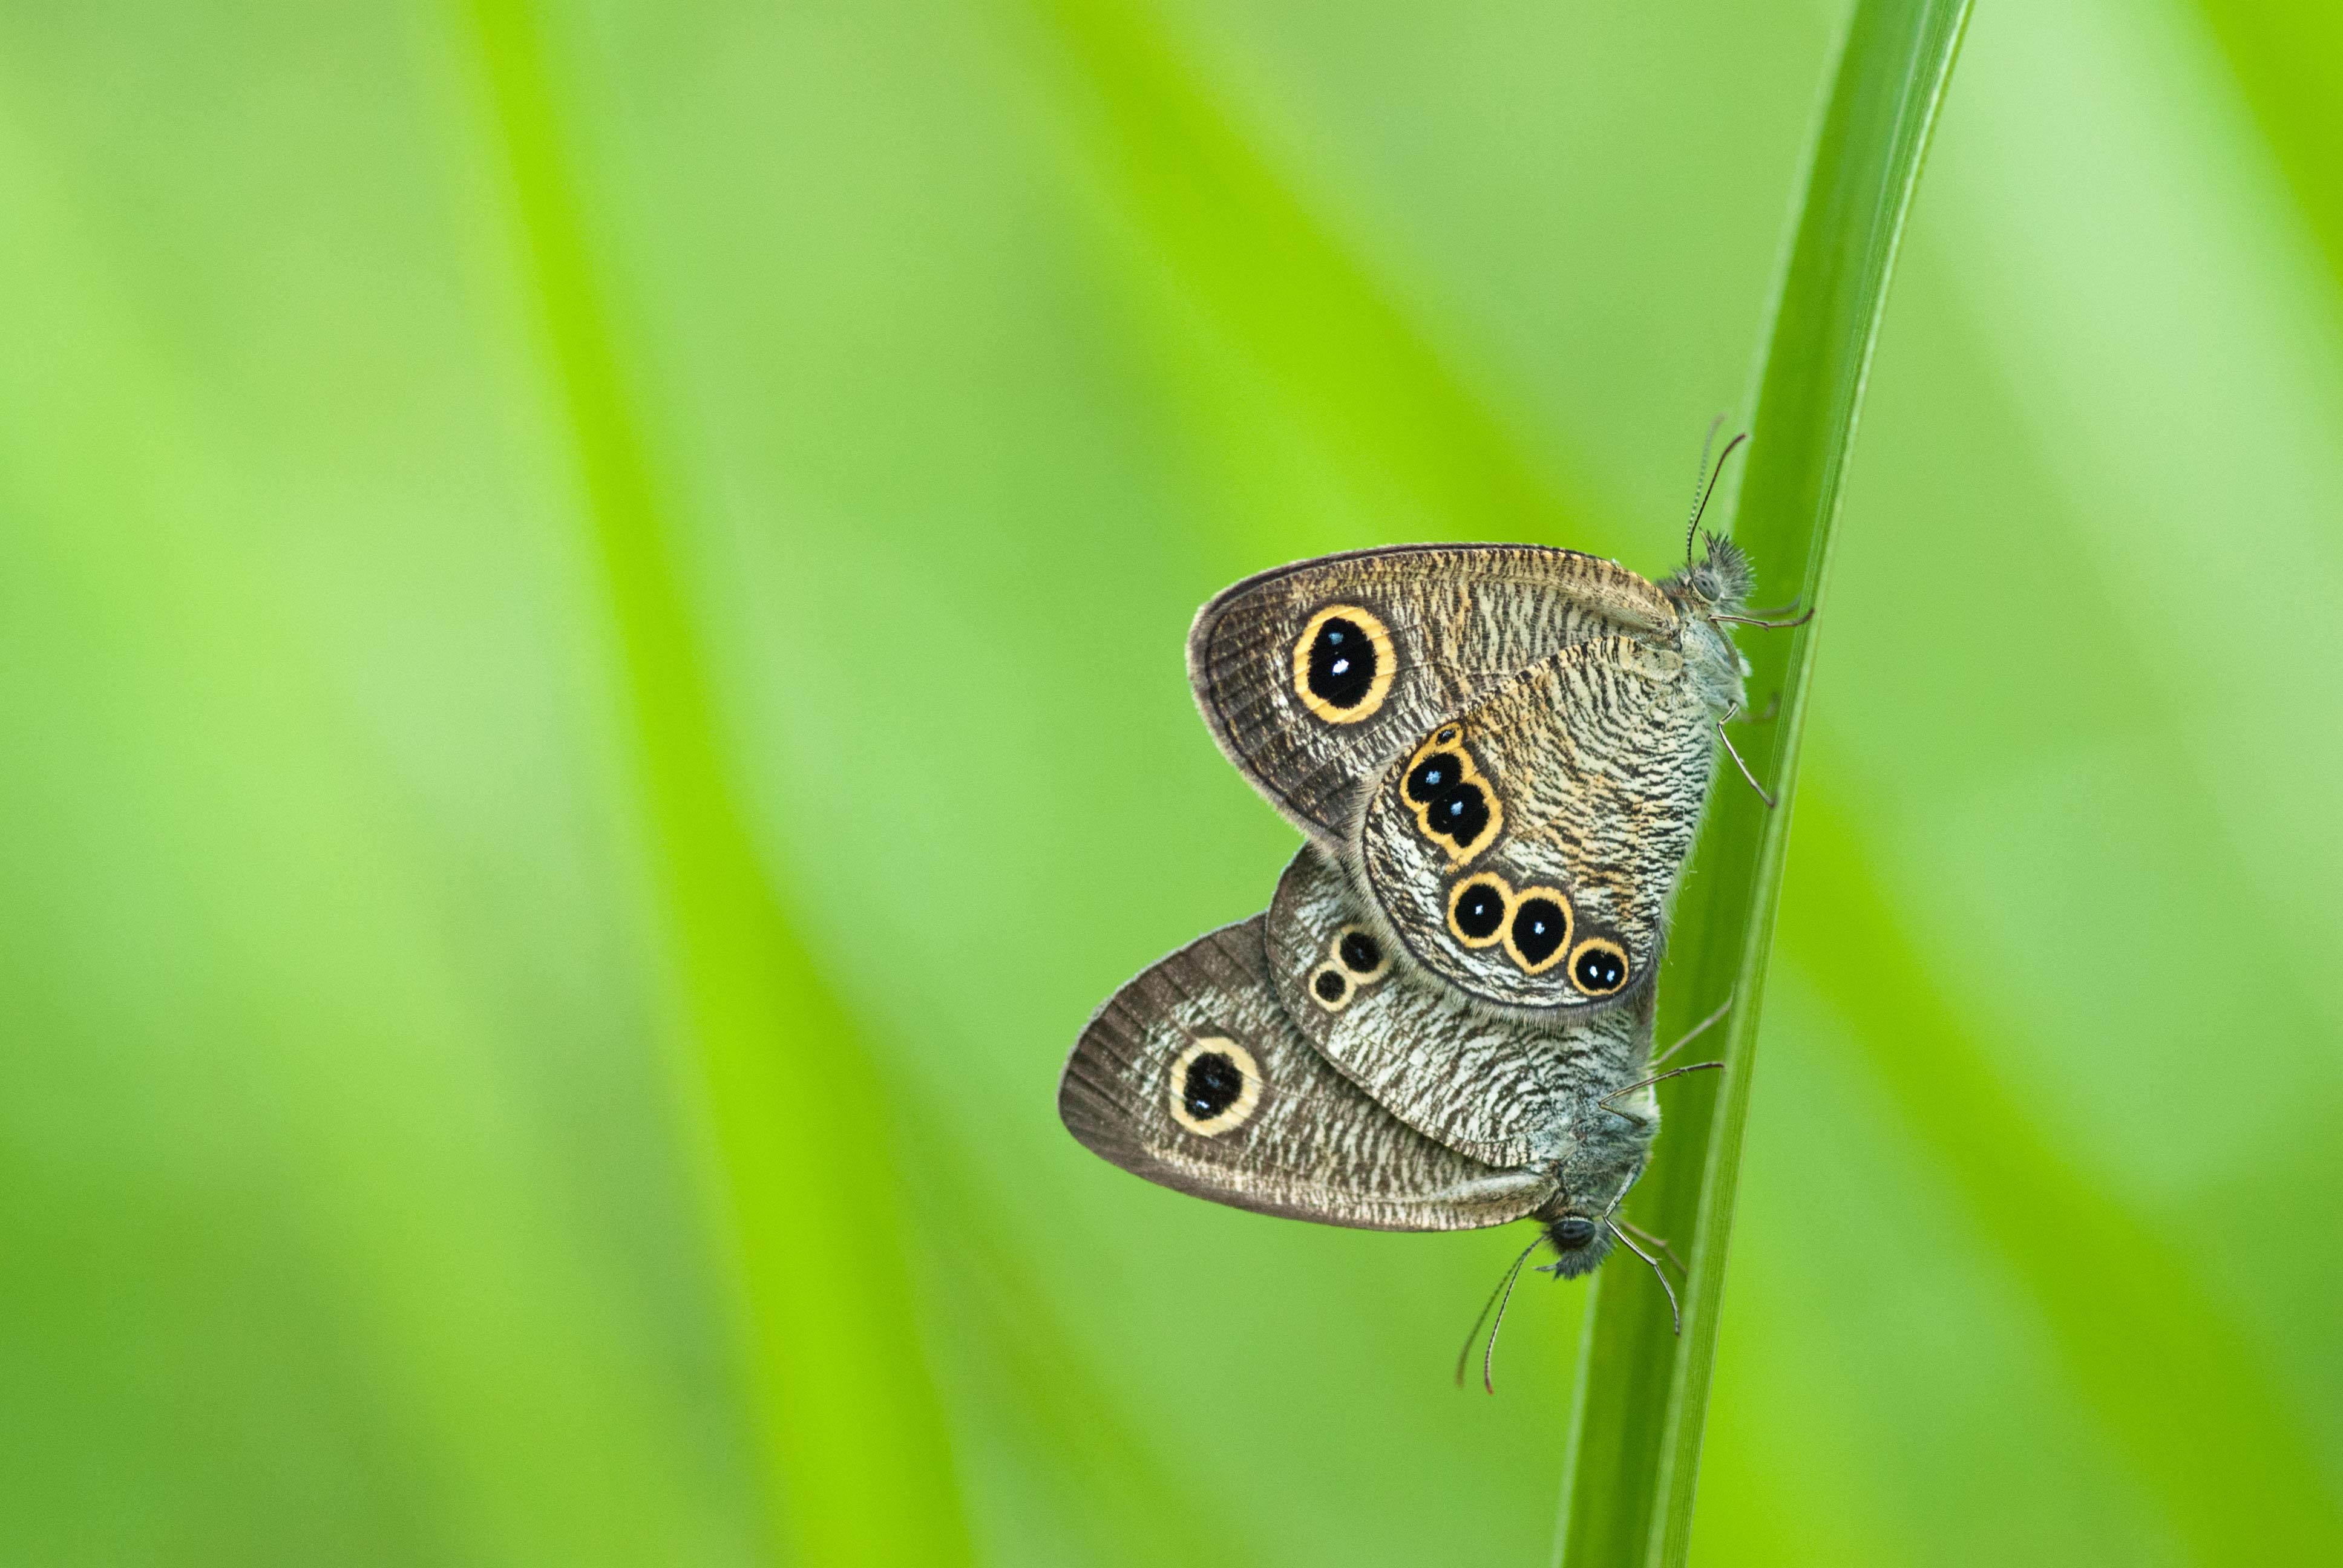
xmin=1355 ymin=636 xmax=1718 ymax=1013
xmin=1058 ymin=916 xmax=1554 ymax=1232
xmin=1262 ymin=843 xmax=1650 ymax=1168
xmin=1187 ymin=544 xmax=1679 ymax=843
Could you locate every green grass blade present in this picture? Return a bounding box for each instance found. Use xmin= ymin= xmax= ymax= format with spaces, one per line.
xmin=1025 ymin=0 xmax=1597 ymax=544
xmin=1554 ymin=4 xmax=1971 ymax=1564
xmin=460 ymin=3 xmax=972 ymax=1561
xmin=2190 ymin=0 xmax=2343 ymax=295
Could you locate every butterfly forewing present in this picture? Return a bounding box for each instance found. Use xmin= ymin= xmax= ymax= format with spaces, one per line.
xmin=1058 ymin=916 xmax=1555 ymax=1231
xmin=1187 ymin=544 xmax=1677 ymax=842
xmin=1354 ymin=636 xmax=1717 ymax=1013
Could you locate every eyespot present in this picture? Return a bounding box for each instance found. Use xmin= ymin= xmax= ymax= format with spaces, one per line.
xmin=1309 ymin=965 xmax=1351 ymax=1010
xmin=1404 ymin=751 xmax=1461 ymax=805
xmin=1503 ymin=889 xmax=1573 ymax=974
xmin=1569 ymin=938 xmax=1630 ymax=997
xmin=1292 ymin=604 xmax=1395 ymax=724
xmin=1167 ymin=1037 xmax=1264 ymax=1136
xmin=1397 ymin=730 xmax=1503 ymax=865
xmin=1446 ymin=874 xmax=1511 ymax=947
xmin=1334 ymin=926 xmax=1387 ymax=980
xmin=1429 ymin=784 xmax=1492 ymax=852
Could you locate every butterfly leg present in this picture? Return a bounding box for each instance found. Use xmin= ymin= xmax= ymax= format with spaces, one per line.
xmin=1598 ymin=1059 xmax=1725 ymax=1117
xmin=1715 ymin=605 xmax=1817 ymax=630
xmin=1714 ymin=708 xmax=1777 ymax=808
xmin=1603 ymin=1220 xmax=1683 ymax=1334
xmin=1650 ymin=992 xmax=1734 ymax=1068
xmin=1619 ymin=1218 xmax=1686 ymax=1276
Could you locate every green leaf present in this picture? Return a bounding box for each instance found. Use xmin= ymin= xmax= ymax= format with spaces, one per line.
xmin=460 ymin=2 xmax=972 ymax=1561
xmin=1553 ymin=4 xmax=1972 ymax=1564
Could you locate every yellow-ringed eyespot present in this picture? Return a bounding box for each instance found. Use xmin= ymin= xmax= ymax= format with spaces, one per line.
xmin=1291 ymin=604 xmax=1395 ymax=724
xmin=1331 ymin=924 xmax=1389 ymax=982
xmin=1446 ymin=873 xmax=1512 ymax=948
xmin=1568 ymin=938 xmax=1630 ymax=997
xmin=1307 ymin=963 xmax=1352 ymax=1011
xmin=1402 ymin=750 xmax=1462 ymax=806
xmin=1398 ymin=731 xmax=1502 ymax=866
xmin=1502 ymin=887 xmax=1574 ymax=975
xmin=1167 ymin=1037 xmax=1265 ymax=1136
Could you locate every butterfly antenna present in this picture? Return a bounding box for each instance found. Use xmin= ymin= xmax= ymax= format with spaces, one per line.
xmin=1682 ymin=429 xmax=1751 ymax=569
xmin=1608 ymin=1218 xmax=1682 ymax=1335
xmin=1454 ymin=1234 xmax=1543 ymax=1394
xmin=1682 ymin=416 xmax=1723 ymax=568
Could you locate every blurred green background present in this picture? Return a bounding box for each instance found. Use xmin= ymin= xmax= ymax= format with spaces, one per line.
xmin=4 ymin=0 xmax=2340 ymax=1564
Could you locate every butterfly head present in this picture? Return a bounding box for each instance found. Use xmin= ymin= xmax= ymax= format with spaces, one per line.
xmin=1533 ymin=1111 xmax=1655 ymax=1278
xmin=1662 ymin=532 xmax=1757 ymax=717
xmin=1668 ymin=530 xmax=1755 ymax=619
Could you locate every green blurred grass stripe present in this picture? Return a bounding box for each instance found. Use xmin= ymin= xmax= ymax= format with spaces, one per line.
xmin=2191 ymin=1 xmax=2343 ymax=297
xmin=1026 ymin=0 xmax=1595 ymax=541
xmin=1784 ymin=779 xmax=2343 ymax=1561
xmin=909 ymin=1109 xmax=1265 ymax=1568
xmin=1558 ymin=4 xmax=1970 ymax=1564
xmin=459 ymin=2 xmax=970 ymax=1561
xmin=0 ymin=113 xmax=717 ymax=1558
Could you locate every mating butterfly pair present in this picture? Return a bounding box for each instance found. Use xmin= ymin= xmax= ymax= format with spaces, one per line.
xmin=1058 ymin=532 xmax=1771 ymax=1359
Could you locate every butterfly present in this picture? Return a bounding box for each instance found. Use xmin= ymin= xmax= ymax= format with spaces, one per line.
xmin=1187 ymin=533 xmax=1762 ymax=1013
xmin=1060 ymin=486 xmax=1789 ymax=1371
xmin=1060 ymin=841 xmax=1675 ymax=1269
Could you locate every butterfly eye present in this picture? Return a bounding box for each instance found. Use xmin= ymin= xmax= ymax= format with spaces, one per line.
xmin=1308 ymin=964 xmax=1352 ymax=1010
xmin=1167 ymin=1038 xmax=1264 ymax=1136
xmin=1291 ymin=604 xmax=1395 ymax=724
xmin=1502 ymin=889 xmax=1573 ymax=975
xmin=1446 ymin=874 xmax=1512 ymax=947
xmin=1569 ymin=938 xmax=1630 ymax=997
xmin=1552 ymin=1217 xmax=1599 ymax=1250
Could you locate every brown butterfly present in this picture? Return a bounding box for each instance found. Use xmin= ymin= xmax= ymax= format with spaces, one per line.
xmin=1061 ymin=450 xmax=1793 ymax=1373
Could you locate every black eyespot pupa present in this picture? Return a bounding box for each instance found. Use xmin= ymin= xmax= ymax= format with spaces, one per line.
xmin=1570 ymin=939 xmax=1629 ymax=996
xmin=1430 ymin=784 xmax=1491 ymax=849
xmin=1447 ymin=875 xmax=1510 ymax=947
xmin=1508 ymin=895 xmax=1570 ymax=972
xmin=1167 ymin=1037 xmax=1264 ymax=1136
xmin=1290 ymin=605 xmax=1395 ymax=724
xmin=1404 ymin=753 xmax=1458 ymax=805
